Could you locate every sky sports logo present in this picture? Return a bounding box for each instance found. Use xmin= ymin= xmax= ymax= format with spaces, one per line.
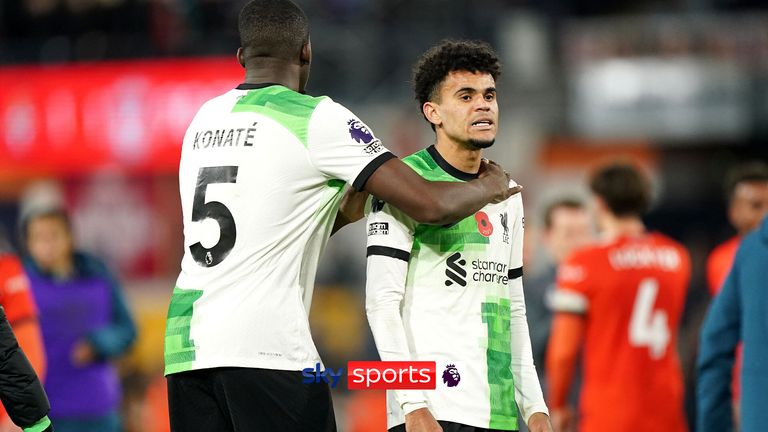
xmin=302 ymin=361 xmax=437 ymax=390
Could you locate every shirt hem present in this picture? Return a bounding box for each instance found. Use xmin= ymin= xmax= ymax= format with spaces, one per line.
xmin=164 ymin=355 xmax=323 ymax=376
xmin=388 ymin=413 xmax=517 ymax=431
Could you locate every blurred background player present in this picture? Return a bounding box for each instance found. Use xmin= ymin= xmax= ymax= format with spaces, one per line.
xmin=546 ymin=163 xmax=690 ymax=432
xmin=524 ymin=199 xmax=591 ymax=390
xmin=706 ymin=161 xmax=768 ymax=295
xmin=697 ymin=214 xmax=768 ymax=432
xmin=521 ymin=199 xmax=591 ymax=432
xmin=0 ymin=234 xmax=46 ymax=432
xmin=21 ymin=207 xmax=136 ymax=432
xmin=365 ymin=40 xmax=551 ymax=432
xmin=703 ymin=161 xmax=768 ymax=428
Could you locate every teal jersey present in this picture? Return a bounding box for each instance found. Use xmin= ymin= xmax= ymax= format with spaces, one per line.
xmin=365 ymin=146 xmax=547 ymax=430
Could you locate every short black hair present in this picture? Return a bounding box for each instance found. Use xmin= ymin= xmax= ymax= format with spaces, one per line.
xmin=725 ymin=161 xmax=768 ymax=202
xmin=412 ymin=40 xmax=501 ymax=121
xmin=543 ymin=198 xmax=585 ymax=230
xmin=238 ymin=0 xmax=309 ymax=61
xmin=589 ymin=163 xmax=651 ymax=218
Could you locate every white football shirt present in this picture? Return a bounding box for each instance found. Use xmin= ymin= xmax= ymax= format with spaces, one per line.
xmin=165 ymin=83 xmax=393 ymax=375
xmin=365 ymin=146 xmax=547 ymax=430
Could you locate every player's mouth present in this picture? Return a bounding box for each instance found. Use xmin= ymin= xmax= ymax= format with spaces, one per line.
xmin=470 ymin=119 xmax=494 ymax=131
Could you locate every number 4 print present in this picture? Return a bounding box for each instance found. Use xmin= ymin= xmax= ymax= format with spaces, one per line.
xmin=190 ymin=166 xmax=238 ymax=268
xmin=629 ymin=278 xmax=670 ymax=360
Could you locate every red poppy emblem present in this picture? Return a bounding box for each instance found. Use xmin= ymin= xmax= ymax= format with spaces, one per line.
xmin=475 ymin=211 xmax=493 ymax=237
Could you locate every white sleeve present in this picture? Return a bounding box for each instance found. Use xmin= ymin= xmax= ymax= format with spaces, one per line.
xmin=507 ymin=193 xmax=549 ymax=423
xmin=364 ymin=197 xmax=427 ymax=415
xmin=307 ymin=100 xmax=395 ymax=190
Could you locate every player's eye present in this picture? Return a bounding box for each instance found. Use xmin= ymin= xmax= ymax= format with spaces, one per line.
xmin=484 ymin=93 xmax=495 ymax=101
xmin=460 ymin=94 xmax=471 ymax=101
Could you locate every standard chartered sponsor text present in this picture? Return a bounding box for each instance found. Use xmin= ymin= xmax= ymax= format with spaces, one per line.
xmin=471 ymin=259 xmax=508 ymax=284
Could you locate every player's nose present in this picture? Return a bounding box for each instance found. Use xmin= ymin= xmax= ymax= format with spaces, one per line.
xmin=475 ymin=98 xmax=492 ymax=111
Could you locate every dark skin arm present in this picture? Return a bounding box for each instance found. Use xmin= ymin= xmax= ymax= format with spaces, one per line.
xmin=332 ymin=188 xmax=370 ymax=235
xmin=332 ymin=157 xmax=520 ymax=233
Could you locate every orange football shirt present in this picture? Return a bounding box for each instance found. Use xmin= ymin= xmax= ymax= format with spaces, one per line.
xmin=0 ymin=254 xmax=40 ymax=423
xmin=0 ymin=255 xmax=37 ymax=325
xmin=554 ymin=233 xmax=690 ymax=432
xmin=706 ymin=236 xmax=740 ymax=295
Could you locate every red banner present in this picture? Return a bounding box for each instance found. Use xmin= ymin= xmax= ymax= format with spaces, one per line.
xmin=0 ymin=57 xmax=244 ymax=177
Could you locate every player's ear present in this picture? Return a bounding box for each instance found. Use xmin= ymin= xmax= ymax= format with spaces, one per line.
xmin=237 ymin=47 xmax=245 ymax=68
xmin=593 ymin=196 xmax=608 ymax=215
xmin=423 ymin=102 xmax=441 ymax=128
xmin=300 ymin=41 xmax=311 ymax=66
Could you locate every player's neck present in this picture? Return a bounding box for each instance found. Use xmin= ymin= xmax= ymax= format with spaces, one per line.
xmin=434 ymin=139 xmax=482 ymax=174
xmin=243 ymin=59 xmax=303 ymax=92
xmin=601 ymin=216 xmax=646 ymax=242
xmin=45 ymin=257 xmax=75 ymax=280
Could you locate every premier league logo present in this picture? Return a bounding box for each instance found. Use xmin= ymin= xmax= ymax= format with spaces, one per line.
xmin=442 ymin=364 xmax=461 ymax=387
xmin=348 ymin=119 xmax=384 ymax=155
xmin=348 ymin=119 xmax=374 ymax=144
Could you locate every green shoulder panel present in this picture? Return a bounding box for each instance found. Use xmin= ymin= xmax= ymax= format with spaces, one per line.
xmin=413 ymin=218 xmax=490 ymax=253
xmin=232 ymin=85 xmax=326 ymax=147
xmin=404 ymin=148 xmax=489 ymax=252
xmin=402 ymin=149 xmax=460 ymax=182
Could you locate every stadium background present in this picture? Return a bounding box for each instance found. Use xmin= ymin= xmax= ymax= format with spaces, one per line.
xmin=1 ymin=0 xmax=767 ymax=430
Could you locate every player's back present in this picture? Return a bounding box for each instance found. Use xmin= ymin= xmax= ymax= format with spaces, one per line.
xmin=166 ymin=83 xmax=392 ymax=375
xmin=557 ymin=232 xmax=690 ymax=431
xmin=176 ymin=85 xmax=332 ymax=294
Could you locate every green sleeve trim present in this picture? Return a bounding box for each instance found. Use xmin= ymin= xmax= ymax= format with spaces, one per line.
xmin=23 ymin=416 xmax=51 ymax=432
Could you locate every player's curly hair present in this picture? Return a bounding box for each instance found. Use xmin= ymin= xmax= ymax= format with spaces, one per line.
xmin=412 ymin=40 xmax=501 ymax=125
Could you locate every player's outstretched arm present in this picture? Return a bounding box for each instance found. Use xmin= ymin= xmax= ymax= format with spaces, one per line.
xmin=364 ymin=158 xmax=520 ymax=225
xmin=546 ymin=313 xmax=584 ymax=432
xmin=507 ymin=201 xmax=550 ymax=430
